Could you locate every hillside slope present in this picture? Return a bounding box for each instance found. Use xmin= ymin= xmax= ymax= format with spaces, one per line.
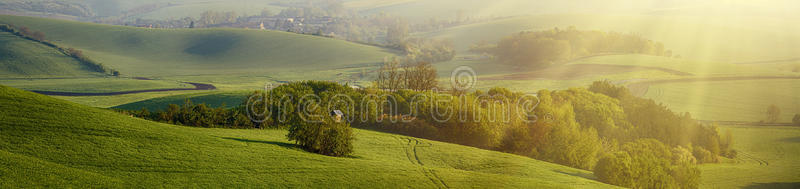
xmin=0 ymin=85 xmax=614 ymax=188
xmin=0 ymin=15 xmax=395 ymax=77
xmin=0 ymin=32 xmax=99 ymax=77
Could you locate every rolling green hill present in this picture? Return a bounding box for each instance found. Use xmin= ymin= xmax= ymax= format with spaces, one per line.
xmin=0 ymin=15 xmax=395 ymax=77
xmin=0 ymin=85 xmax=615 ymax=188
xmin=0 ymin=0 xmax=285 ymax=19
xmin=0 ymin=31 xmax=98 ymax=77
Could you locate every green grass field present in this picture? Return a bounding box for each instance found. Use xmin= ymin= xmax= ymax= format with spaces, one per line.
xmin=0 ymin=32 xmax=98 ymax=77
xmin=0 ymin=15 xmax=395 ymax=77
xmin=0 ymin=85 xmax=616 ymax=188
xmin=54 ymin=90 xmax=207 ymax=108
xmin=700 ymin=125 xmax=800 ymax=188
xmin=421 ymin=14 xmax=800 ymax=63
xmin=0 ymin=15 xmax=393 ymax=108
xmin=0 ymin=78 xmax=191 ymax=93
xmin=113 ymin=91 xmax=250 ymax=111
xmin=567 ymin=55 xmax=793 ymax=77
xmin=641 ymin=79 xmax=800 ymax=122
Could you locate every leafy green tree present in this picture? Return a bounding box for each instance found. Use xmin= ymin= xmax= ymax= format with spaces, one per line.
xmin=692 ymin=146 xmax=716 ymax=164
xmin=536 ymin=101 xmax=601 ymax=170
xmin=595 ymin=152 xmax=634 ymax=187
xmin=287 ymin=113 xmax=354 ymax=157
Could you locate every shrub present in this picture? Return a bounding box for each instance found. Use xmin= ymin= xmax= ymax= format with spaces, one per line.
xmin=670 ymin=161 xmax=701 ymax=189
xmin=288 ymin=118 xmax=354 ymax=157
xmin=594 ymin=152 xmax=634 ymax=187
xmin=692 ymin=146 xmax=717 ymax=163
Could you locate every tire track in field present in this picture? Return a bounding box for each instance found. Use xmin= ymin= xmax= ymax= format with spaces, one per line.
xmin=395 ymin=137 xmax=449 ymax=189
xmin=737 ymin=151 xmax=769 ymax=166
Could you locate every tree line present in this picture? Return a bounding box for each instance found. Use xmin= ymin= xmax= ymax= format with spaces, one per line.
xmin=121 ymin=80 xmax=733 ymax=188
xmin=119 ymin=81 xmax=356 ymax=157
xmin=472 ymin=26 xmax=674 ymax=68
xmin=374 ymin=59 xmax=438 ymax=91
xmin=0 ymin=24 xmax=119 ymax=76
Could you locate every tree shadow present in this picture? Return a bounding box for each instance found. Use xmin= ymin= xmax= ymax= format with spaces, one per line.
xmin=554 ymin=170 xmax=595 ymax=180
xmin=743 ymin=182 xmax=800 ymax=189
xmin=221 ymin=137 xmax=299 ymax=149
xmin=219 ymin=137 xmax=364 ymax=159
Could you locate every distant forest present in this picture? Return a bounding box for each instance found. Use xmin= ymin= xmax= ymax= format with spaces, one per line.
xmin=471 ymin=27 xmax=674 ymax=68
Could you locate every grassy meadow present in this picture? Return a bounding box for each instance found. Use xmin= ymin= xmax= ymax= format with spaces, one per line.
xmin=0 ymin=15 xmax=392 ymax=107
xmin=421 ymin=14 xmax=800 ymax=62
xmin=0 ymin=85 xmax=615 ymax=188
xmin=642 ymin=79 xmax=800 ymax=122
xmin=0 ymin=32 xmax=97 ymax=77
xmin=701 ymin=125 xmax=800 ymax=188
xmin=0 ymin=15 xmax=395 ymax=77
xmin=1 ymin=1 xmax=799 ymax=188
xmin=0 ymin=78 xmax=191 ymax=93
xmin=113 ymin=91 xmax=250 ymax=111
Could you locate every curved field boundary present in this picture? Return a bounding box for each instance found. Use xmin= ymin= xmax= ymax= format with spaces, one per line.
xmin=626 ymin=76 xmax=800 ymax=97
xmin=30 ymin=82 xmax=216 ymax=96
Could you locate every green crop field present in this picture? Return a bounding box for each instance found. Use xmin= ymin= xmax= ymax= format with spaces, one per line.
xmin=421 ymin=14 xmax=800 ymax=63
xmin=0 ymin=32 xmax=98 ymax=77
xmin=113 ymin=91 xmax=250 ymax=111
xmin=54 ymin=90 xmax=208 ymax=108
xmin=700 ymin=125 xmax=800 ymax=188
xmin=0 ymin=15 xmax=394 ymax=107
xmin=0 ymin=15 xmax=395 ymax=77
xmin=641 ymin=79 xmax=800 ymax=122
xmin=0 ymin=78 xmax=191 ymax=93
xmin=0 ymin=85 xmax=615 ymax=188
xmin=567 ymin=55 xmax=792 ymax=77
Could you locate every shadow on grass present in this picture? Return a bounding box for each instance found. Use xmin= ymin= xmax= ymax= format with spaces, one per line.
xmin=220 ymin=137 xmax=363 ymax=159
xmin=555 ymin=170 xmax=595 ymax=180
xmin=221 ymin=137 xmax=299 ymax=149
xmin=743 ymin=182 xmax=800 ymax=189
